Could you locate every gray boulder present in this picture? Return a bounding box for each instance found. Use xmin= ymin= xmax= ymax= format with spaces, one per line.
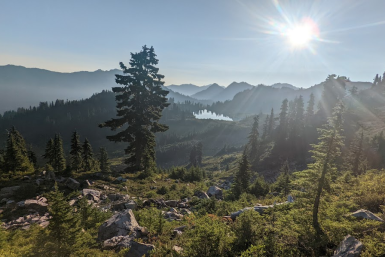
xmin=194 ymin=191 xmax=209 ymax=199
xmin=24 ymin=199 xmax=48 ymax=213
xmin=333 ymin=235 xmax=363 ymax=257
xmin=108 ymin=193 xmax=129 ymax=202
xmin=165 ymin=200 xmax=178 ymax=207
xmin=349 ymin=209 xmax=384 ymax=222
xmin=0 ymin=186 xmax=20 ymax=198
xmin=207 ymin=186 xmax=223 ymax=199
xmin=98 ymin=209 xmax=140 ymax=241
xmin=83 ymin=189 xmax=101 ymax=202
xmin=65 ymin=178 xmax=80 ymax=190
xmin=125 ymin=241 xmax=154 ymax=257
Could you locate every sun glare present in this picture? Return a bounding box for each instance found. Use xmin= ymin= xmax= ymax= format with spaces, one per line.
xmin=286 ymin=24 xmax=313 ymax=48
xmin=282 ymin=18 xmax=319 ymax=50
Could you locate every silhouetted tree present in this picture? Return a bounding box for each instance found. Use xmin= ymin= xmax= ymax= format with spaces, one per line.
xmin=99 ymin=45 xmax=169 ymax=172
xmin=310 ymin=102 xmax=344 ymax=238
xmin=99 ymin=147 xmax=110 ymax=173
xmin=233 ymin=149 xmax=251 ymax=198
xmin=52 ymin=134 xmax=66 ymax=173
xmin=82 ymin=138 xmax=94 ymax=171
xmin=247 ymin=115 xmax=259 ymax=166
xmin=70 ymin=131 xmax=82 ymax=172
xmin=4 ymin=127 xmax=33 ymax=173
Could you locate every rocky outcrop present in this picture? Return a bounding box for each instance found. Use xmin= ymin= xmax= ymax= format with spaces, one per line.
xmin=207 ymin=186 xmax=223 ymax=199
xmin=349 ymin=209 xmax=384 ymax=222
xmin=98 ymin=210 xmax=153 ymax=256
xmin=194 ymin=191 xmax=209 ymax=199
xmin=2 ymin=212 xmax=50 ymax=230
xmin=332 ymin=235 xmax=363 ymax=257
xmin=98 ymin=209 xmax=141 ymax=241
xmin=65 ymin=178 xmax=80 ymax=190
xmin=126 ymin=241 xmax=154 ymax=257
xmin=83 ymin=189 xmax=101 ymax=202
xmin=23 ymin=199 xmax=48 ymax=213
xmin=165 ymin=200 xmax=178 ymax=207
xmin=0 ymin=186 xmax=20 ymax=198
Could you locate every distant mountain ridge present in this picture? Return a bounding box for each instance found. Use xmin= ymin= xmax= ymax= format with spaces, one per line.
xmin=191 ymin=83 xmax=224 ymax=100
xmin=0 ymin=65 xmax=199 ymax=113
xmin=166 ymin=84 xmax=210 ymax=96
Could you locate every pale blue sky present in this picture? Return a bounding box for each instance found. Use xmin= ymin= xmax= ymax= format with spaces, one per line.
xmin=1 ymin=0 xmax=385 ymax=88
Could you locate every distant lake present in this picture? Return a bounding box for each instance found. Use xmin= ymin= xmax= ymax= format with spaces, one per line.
xmin=193 ymin=109 xmax=233 ymax=121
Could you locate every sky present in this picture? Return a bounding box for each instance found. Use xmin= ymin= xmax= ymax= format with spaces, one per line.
xmin=1 ymin=0 xmax=385 ymax=88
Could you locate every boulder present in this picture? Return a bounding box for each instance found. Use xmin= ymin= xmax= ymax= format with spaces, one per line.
xmin=108 ymin=193 xmax=129 ymax=202
xmin=103 ymin=235 xmax=133 ymax=250
xmin=231 ymin=207 xmax=253 ymax=219
xmin=98 ymin=209 xmax=140 ymax=241
xmin=165 ymin=200 xmax=178 ymax=207
xmin=125 ymin=200 xmax=137 ymax=210
xmin=194 ymin=191 xmax=209 ymax=199
xmin=83 ymin=189 xmax=101 ymax=202
xmin=333 ymin=235 xmax=363 ymax=257
xmin=0 ymin=186 xmax=20 ymax=198
xmin=207 ymin=186 xmax=223 ymax=199
xmin=24 ymin=199 xmax=48 ymax=213
xmin=349 ymin=209 xmax=384 ymax=222
xmin=65 ymin=178 xmax=80 ymax=190
xmin=125 ymin=241 xmax=154 ymax=257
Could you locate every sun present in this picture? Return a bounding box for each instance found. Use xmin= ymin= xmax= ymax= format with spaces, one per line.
xmin=284 ymin=19 xmax=319 ymax=49
xmin=286 ymin=24 xmax=313 ymax=48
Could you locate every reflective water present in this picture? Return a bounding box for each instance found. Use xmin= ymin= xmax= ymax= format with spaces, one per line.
xmin=193 ymin=109 xmax=233 ymax=121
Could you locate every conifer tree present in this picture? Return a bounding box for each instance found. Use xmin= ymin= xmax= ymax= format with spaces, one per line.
xmin=274 ymin=160 xmax=291 ymax=196
xmin=70 ymin=131 xmax=82 ymax=172
xmin=247 ymin=115 xmax=259 ymax=165
xmin=310 ymin=102 xmax=344 ymax=238
xmin=277 ymin=99 xmax=289 ymax=142
xmin=348 ymin=130 xmax=365 ymax=176
xmin=52 ymin=134 xmax=66 ymax=173
xmin=82 ymin=138 xmax=94 ymax=171
xmin=233 ymin=149 xmax=251 ymax=198
xmin=4 ymin=127 xmax=33 ymax=173
xmin=47 ymin=184 xmax=82 ymax=255
xmin=100 ymin=45 xmax=169 ymax=172
xmin=305 ymin=93 xmax=315 ymax=124
xmin=43 ymin=138 xmax=55 ymax=166
xmin=262 ymin=115 xmax=269 ymax=140
xmin=99 ymin=147 xmax=111 ymax=173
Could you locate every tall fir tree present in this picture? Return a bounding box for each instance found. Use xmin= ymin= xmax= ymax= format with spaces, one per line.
xmin=52 ymin=134 xmax=66 ymax=173
xmin=247 ymin=115 xmax=259 ymax=166
xmin=99 ymin=147 xmax=111 ymax=173
xmin=277 ymin=98 xmax=289 ymax=142
xmin=43 ymin=138 xmax=55 ymax=166
xmin=99 ymin=45 xmax=170 ymax=172
xmin=348 ymin=130 xmax=365 ymax=176
xmin=233 ymin=149 xmax=251 ymax=198
xmin=47 ymin=184 xmax=82 ymax=255
xmin=305 ymin=93 xmax=315 ymax=125
xmin=4 ymin=127 xmax=33 ymax=173
xmin=70 ymin=131 xmax=83 ymax=172
xmin=262 ymin=114 xmax=269 ymax=140
xmin=82 ymin=138 xmax=94 ymax=171
xmin=309 ymin=102 xmax=344 ymax=238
